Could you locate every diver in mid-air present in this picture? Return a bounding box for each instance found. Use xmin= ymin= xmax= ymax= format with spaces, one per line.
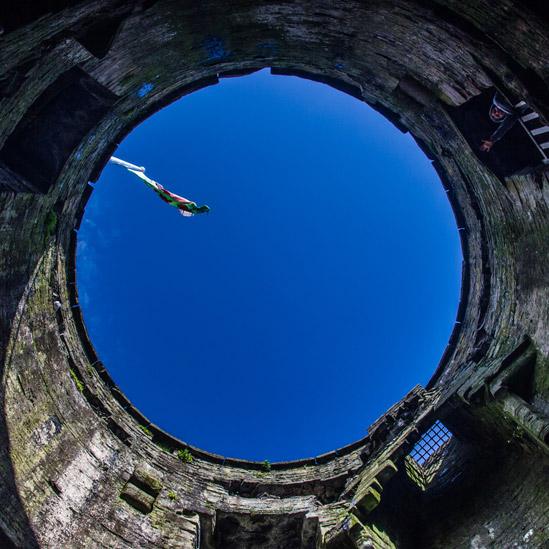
xmin=109 ymin=156 xmax=210 ymax=217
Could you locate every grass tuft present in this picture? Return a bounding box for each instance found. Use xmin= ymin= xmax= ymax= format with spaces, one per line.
xmin=69 ymin=369 xmax=84 ymax=393
xmin=139 ymin=425 xmax=153 ymax=437
xmin=177 ymin=449 xmax=194 ymax=463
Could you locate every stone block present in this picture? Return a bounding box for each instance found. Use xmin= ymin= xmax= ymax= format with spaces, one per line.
xmin=132 ymin=466 xmax=163 ymax=496
xmin=354 ymin=486 xmax=382 ymax=515
xmin=120 ymin=483 xmax=155 ymax=514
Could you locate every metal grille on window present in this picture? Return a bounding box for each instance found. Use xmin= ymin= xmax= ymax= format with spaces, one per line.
xmin=405 ymin=420 xmax=452 ymax=490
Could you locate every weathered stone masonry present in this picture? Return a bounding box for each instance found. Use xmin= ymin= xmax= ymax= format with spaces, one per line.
xmin=0 ymin=1 xmax=548 ymax=547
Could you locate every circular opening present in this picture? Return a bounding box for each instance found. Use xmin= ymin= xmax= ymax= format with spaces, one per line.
xmin=77 ymin=69 xmax=461 ymax=461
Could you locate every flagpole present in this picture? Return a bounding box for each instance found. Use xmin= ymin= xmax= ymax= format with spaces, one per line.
xmin=109 ymin=156 xmax=146 ymax=173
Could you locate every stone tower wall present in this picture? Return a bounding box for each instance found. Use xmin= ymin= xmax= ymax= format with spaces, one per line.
xmin=0 ymin=1 xmax=547 ymax=547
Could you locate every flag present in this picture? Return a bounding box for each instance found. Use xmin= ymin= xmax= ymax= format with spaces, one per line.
xmin=109 ymin=156 xmax=210 ymax=217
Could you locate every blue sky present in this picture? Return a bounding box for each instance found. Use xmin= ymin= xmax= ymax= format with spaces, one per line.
xmin=77 ymin=69 xmax=461 ymax=462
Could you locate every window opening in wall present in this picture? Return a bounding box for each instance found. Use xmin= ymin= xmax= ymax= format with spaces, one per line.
xmin=0 ymin=67 xmax=116 ymax=193
xmin=405 ymin=420 xmax=453 ymax=490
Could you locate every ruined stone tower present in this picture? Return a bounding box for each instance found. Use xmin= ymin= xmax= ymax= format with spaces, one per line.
xmin=0 ymin=1 xmax=548 ymax=547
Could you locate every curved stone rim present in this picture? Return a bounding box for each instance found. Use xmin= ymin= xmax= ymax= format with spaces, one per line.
xmin=62 ymin=65 xmax=470 ymax=468
xmin=1 ymin=2 xmax=547 ymax=545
